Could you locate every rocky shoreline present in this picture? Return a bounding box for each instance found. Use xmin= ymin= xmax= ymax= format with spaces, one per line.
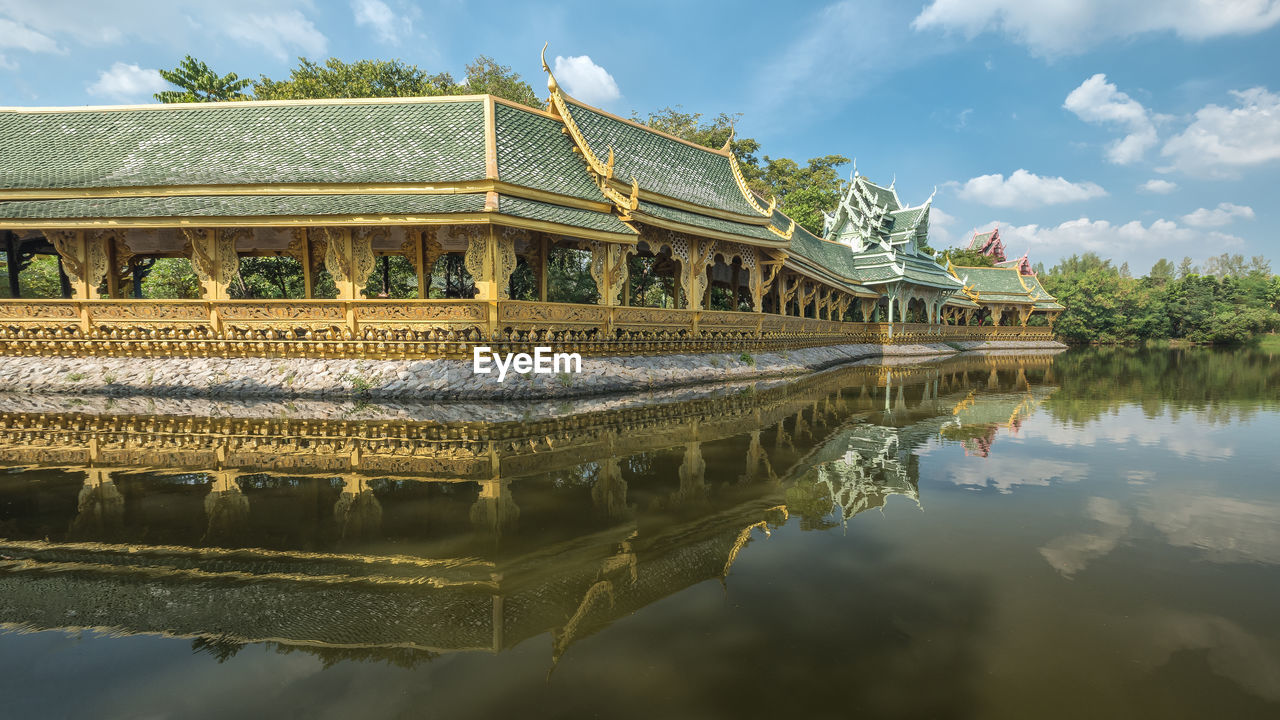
xmin=0 ymin=340 xmax=1066 ymax=401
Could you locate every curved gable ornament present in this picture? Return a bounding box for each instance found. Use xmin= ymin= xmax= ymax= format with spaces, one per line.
xmin=540 ymin=44 xmax=639 ymax=217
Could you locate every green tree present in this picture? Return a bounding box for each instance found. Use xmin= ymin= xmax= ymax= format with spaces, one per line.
xmin=1148 ymin=258 xmax=1175 ymax=284
xmin=1178 ymin=256 xmax=1197 ymax=279
xmin=155 ymin=56 xmax=252 ymax=103
xmin=141 ymin=259 xmax=202 ymax=299
xmin=460 ymin=56 xmax=541 ymax=107
xmin=757 ymin=155 xmax=851 ymax=236
xmin=252 ymin=56 xmax=540 ymax=106
xmin=253 ymin=57 xmax=455 ymax=100
xmin=938 ymin=248 xmax=996 ymax=268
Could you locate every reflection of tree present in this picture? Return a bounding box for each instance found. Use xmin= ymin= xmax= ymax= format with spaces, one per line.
xmin=270 ymin=642 xmax=438 ymax=670
xmin=1045 ymin=346 xmax=1280 ymax=425
xmin=190 ymin=635 xmax=245 ymax=663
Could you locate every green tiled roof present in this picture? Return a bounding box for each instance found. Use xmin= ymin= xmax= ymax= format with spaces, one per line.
xmin=956 ymin=266 xmax=1029 ymax=295
xmin=858 ymin=178 xmax=900 ymax=211
xmin=0 ymin=100 xmax=487 ymax=189
xmin=495 ymin=103 xmax=605 ymax=203
xmin=499 ymin=196 xmax=634 ymax=235
xmin=968 ymin=230 xmax=995 ymax=249
xmin=0 ymin=193 xmax=487 ymax=219
xmin=844 ymin=248 xmax=962 ymax=289
xmin=0 ymin=192 xmax=634 ymax=236
xmin=636 ymin=201 xmax=777 ymax=242
xmin=945 ymin=295 xmax=981 ymax=308
xmin=789 ymin=224 xmax=861 ymax=280
xmin=889 ymin=206 xmax=926 ymax=229
xmin=562 ymin=100 xmax=760 ymax=217
xmin=768 ymin=207 xmax=792 ymax=234
xmin=1020 ymin=274 xmax=1060 ymax=305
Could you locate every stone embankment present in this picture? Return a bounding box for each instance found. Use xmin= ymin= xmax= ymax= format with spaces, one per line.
xmin=0 ymin=339 xmax=1064 ymax=401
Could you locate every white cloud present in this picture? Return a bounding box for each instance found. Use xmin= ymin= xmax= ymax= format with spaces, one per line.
xmin=991 ymin=217 xmax=1244 ymax=257
xmin=1139 ymin=179 xmax=1178 ymax=194
xmin=1064 ymin=74 xmax=1158 ymax=164
xmin=351 ymin=0 xmax=407 ymax=45
xmin=928 ymin=207 xmax=957 ymax=246
xmin=553 ymin=55 xmax=620 ymax=105
xmin=0 ymin=54 xmax=15 ymax=71
xmin=1161 ymin=87 xmax=1280 ymax=176
xmin=913 ymin=0 xmax=1280 ymax=56
xmin=86 ymin=62 xmax=168 ymax=101
xmin=1181 ymin=202 xmax=1255 ymax=228
xmin=0 ymin=16 xmax=62 ymax=55
xmin=953 ymin=169 xmax=1106 ymax=209
xmin=224 ymin=10 xmax=327 ymax=61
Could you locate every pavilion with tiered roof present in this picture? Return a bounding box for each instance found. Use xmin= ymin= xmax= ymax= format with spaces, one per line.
xmin=0 ymin=47 xmax=1058 ymax=361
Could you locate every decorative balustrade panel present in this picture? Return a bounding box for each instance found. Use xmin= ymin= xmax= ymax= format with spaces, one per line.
xmin=0 ymin=298 xmax=1057 ymax=359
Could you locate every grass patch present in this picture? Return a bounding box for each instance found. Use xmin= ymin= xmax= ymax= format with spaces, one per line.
xmin=343 ymin=373 xmax=374 ymax=396
xmin=739 ymin=353 xmax=755 ymax=366
xmin=102 ymin=373 xmax=116 ymax=385
xmin=65 ymin=372 xmax=86 ymax=382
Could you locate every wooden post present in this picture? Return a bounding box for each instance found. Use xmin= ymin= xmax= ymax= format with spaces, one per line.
xmin=730 ymin=262 xmax=741 ymax=311
xmin=538 ymin=236 xmax=549 ymax=302
xmin=3 ymin=231 xmax=20 ymax=298
xmin=412 ymin=232 xmax=426 ymax=299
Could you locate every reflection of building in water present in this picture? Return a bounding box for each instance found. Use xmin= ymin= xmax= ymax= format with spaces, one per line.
xmin=69 ymin=468 xmax=125 ymax=542
xmin=0 ymin=353 xmax=1058 ymax=665
xmin=943 ymin=386 xmax=1055 ymax=458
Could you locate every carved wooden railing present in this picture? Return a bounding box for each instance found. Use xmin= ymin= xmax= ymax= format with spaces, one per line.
xmin=0 ymin=299 xmax=1057 ymax=359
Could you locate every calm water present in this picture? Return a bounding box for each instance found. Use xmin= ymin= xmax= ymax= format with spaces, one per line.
xmin=0 ymin=347 xmax=1277 ymax=719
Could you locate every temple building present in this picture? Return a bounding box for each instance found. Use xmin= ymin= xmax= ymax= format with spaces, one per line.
xmin=0 ymin=50 xmax=1058 ymax=361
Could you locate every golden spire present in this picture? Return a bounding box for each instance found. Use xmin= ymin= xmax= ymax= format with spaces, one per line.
xmin=540 ymin=42 xmax=557 ymax=93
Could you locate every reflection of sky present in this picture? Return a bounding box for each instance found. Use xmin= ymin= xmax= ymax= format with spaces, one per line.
xmin=908 ymin=394 xmax=1280 ymax=710
xmin=1020 ymin=406 xmax=1239 ymax=461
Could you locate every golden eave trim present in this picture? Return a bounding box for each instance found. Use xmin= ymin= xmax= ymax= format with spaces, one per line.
xmin=630 ymin=212 xmax=788 ymax=249
xmin=767 ymin=217 xmax=796 ymax=241
xmin=0 ymin=213 xmax=639 ymax=244
xmin=0 ymin=181 xmax=615 ymax=214
xmin=726 ymin=150 xmax=775 ymax=218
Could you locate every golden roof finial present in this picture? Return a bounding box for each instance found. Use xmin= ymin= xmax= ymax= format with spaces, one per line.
xmin=606 ymin=146 xmax=615 ymax=178
xmin=721 ymin=126 xmax=734 ymax=153
xmin=628 ymin=176 xmax=639 ymax=210
xmin=540 ymin=42 xmax=558 ymax=93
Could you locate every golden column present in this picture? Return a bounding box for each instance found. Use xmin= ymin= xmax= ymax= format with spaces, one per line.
xmin=463 ymin=226 xmax=517 ymax=301
xmin=46 ymin=230 xmax=109 ymax=300
xmin=589 ymin=240 xmax=634 ymax=306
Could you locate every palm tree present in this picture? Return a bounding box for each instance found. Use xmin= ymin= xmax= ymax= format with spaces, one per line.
xmin=154 ymin=56 xmax=252 ymax=103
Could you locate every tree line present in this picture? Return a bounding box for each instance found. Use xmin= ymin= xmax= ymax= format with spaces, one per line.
xmin=1037 ymin=253 xmax=1279 ymax=345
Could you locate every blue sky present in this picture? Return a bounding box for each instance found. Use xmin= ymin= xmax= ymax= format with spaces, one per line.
xmin=2 ymin=0 xmax=1278 ymax=272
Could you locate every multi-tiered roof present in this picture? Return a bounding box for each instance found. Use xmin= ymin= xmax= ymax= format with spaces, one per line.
xmin=820 ymin=172 xmax=961 ymax=291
